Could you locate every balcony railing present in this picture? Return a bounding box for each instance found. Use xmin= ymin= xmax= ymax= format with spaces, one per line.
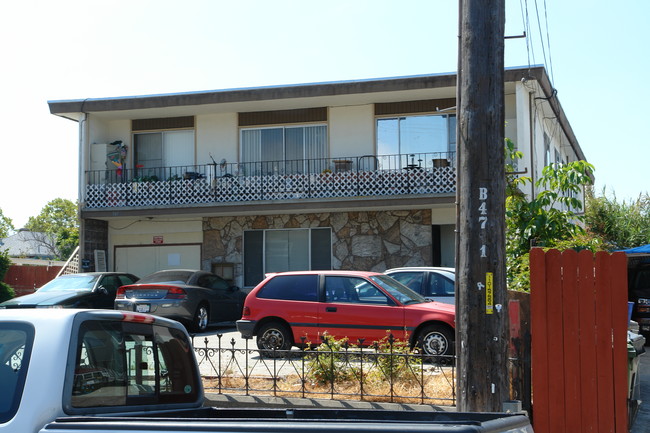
xmin=84 ymin=152 xmax=456 ymax=209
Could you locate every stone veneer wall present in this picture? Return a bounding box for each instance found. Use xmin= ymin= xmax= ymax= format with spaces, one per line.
xmin=202 ymin=210 xmax=432 ymax=280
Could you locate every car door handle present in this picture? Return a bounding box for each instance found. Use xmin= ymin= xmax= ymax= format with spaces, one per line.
xmin=326 ymin=307 xmax=337 ymax=312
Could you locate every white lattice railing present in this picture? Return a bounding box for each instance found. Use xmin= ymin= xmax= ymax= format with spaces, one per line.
xmin=57 ymin=246 xmax=80 ymax=276
xmin=85 ymin=167 xmax=456 ymax=209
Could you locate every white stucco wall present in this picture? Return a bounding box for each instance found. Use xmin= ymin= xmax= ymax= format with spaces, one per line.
xmin=196 ymin=113 xmax=238 ymax=167
xmin=328 ymin=105 xmax=375 ymax=158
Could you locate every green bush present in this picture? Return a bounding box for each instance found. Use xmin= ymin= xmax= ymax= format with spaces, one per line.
xmin=306 ymin=333 xmax=357 ymax=385
xmin=304 ymin=332 xmax=422 ymax=387
xmin=370 ymin=333 xmax=422 ymax=383
xmin=0 ymin=249 xmax=15 ymax=302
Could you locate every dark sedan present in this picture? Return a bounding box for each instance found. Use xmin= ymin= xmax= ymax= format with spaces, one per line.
xmin=0 ymin=272 xmax=139 ymax=310
xmin=114 ymin=269 xmax=246 ymax=332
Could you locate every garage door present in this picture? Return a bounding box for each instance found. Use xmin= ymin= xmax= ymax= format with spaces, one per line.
xmin=115 ymin=244 xmax=201 ymax=279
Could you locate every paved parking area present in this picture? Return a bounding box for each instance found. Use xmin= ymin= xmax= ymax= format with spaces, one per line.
xmin=631 ymin=348 xmax=649 ymax=433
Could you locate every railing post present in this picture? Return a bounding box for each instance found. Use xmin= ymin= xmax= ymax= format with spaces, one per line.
xmin=359 ymin=338 xmax=365 ymax=399
xmin=244 ymin=337 xmax=250 ymax=396
xmin=216 ymin=334 xmax=223 ymax=393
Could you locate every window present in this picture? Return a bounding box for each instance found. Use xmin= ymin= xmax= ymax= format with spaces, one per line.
xmin=377 ymin=114 xmax=456 ymax=169
xmin=240 ymin=125 xmax=327 ymax=175
xmin=325 ymin=276 xmax=389 ymax=305
xmin=257 ymin=274 xmax=318 ymax=301
xmin=0 ymin=322 xmax=34 ymax=423
xmin=133 ymin=130 xmax=194 ymax=180
xmin=197 ymin=274 xmax=230 ymax=290
xmin=388 ymin=271 xmax=425 ymax=295
xmin=70 ymin=320 xmax=199 ymax=409
xmin=428 ymin=272 xmax=455 ymax=297
xmin=243 ymin=228 xmax=332 ymax=287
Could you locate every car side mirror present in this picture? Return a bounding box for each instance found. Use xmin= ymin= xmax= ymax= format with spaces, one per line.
xmin=97 ymin=286 xmax=109 ymax=295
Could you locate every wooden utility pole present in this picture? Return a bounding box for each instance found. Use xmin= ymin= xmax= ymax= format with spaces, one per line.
xmin=455 ymin=0 xmax=509 ymax=412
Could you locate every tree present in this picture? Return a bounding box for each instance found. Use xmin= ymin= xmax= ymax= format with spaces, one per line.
xmin=0 ymin=208 xmax=14 ymax=238
xmin=25 ymin=198 xmax=79 ymax=260
xmin=584 ymin=189 xmax=650 ymax=250
xmin=505 ymin=140 xmax=601 ymax=290
xmin=0 ymin=249 xmax=15 ymax=302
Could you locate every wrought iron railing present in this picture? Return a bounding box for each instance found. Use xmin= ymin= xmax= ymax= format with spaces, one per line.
xmin=191 ymin=332 xmax=526 ymax=407
xmin=84 ymin=152 xmax=456 ymax=209
xmin=192 ymin=334 xmax=457 ymax=405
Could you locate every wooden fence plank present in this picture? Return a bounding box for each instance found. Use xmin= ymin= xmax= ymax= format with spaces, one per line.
xmin=531 ymin=249 xmax=629 ymax=433
xmin=595 ymin=252 xmax=616 ymax=433
xmin=545 ymin=249 xmax=566 ymax=433
xmin=577 ymin=250 xmax=598 ymax=433
xmin=530 ymin=248 xmax=550 ymax=433
xmin=610 ymin=252 xmax=629 ymax=432
xmin=561 ymin=250 xmax=581 ymax=433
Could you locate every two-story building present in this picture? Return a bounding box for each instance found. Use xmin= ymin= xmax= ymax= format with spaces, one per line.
xmin=48 ymin=65 xmax=587 ymax=289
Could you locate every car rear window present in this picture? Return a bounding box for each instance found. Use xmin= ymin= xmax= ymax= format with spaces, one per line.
xmin=138 ymin=271 xmax=193 ymax=285
xmin=257 ymin=275 xmax=318 ymax=301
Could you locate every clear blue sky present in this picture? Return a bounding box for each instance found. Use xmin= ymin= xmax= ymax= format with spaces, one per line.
xmin=2 ymin=0 xmax=648 ymax=228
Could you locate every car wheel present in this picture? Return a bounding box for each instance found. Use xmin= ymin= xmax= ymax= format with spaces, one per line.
xmin=257 ymin=322 xmax=292 ymax=357
xmin=416 ymin=324 xmax=454 ymax=361
xmin=191 ymin=304 xmax=210 ymax=333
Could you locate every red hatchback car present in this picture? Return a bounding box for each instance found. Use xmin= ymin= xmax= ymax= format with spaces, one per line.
xmin=236 ymin=270 xmax=455 ymax=357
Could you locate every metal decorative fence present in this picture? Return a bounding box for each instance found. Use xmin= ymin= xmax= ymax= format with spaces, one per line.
xmin=84 ymin=152 xmax=456 ymax=209
xmin=192 ymin=334 xmax=458 ymax=405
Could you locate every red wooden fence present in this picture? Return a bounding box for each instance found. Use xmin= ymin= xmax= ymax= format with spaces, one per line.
xmin=3 ymin=264 xmax=61 ymax=297
xmin=530 ymin=248 xmax=629 ymax=433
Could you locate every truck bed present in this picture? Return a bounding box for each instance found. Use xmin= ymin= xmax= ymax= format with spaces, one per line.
xmin=42 ymin=408 xmax=533 ymax=432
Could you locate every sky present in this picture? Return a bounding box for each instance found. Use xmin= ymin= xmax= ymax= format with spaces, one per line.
xmin=1 ymin=0 xmax=648 ymax=229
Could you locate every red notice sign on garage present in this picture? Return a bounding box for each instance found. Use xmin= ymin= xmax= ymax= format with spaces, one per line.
xmin=153 ymin=236 xmax=164 ymax=244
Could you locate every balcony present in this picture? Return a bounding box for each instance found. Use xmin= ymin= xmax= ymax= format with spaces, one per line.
xmin=84 ymin=152 xmax=456 ymax=209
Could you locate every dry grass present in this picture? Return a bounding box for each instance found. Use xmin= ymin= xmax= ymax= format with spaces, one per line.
xmin=202 ymin=367 xmax=456 ymax=405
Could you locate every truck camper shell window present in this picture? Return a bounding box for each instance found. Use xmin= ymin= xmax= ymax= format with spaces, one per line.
xmin=69 ymin=318 xmax=200 ymax=411
xmin=0 ymin=322 xmax=34 ymax=424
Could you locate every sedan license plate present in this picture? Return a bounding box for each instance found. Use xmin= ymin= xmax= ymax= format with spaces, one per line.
xmin=136 ymin=304 xmax=150 ymax=313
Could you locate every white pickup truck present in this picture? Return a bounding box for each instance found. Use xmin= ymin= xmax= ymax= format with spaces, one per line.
xmin=0 ymin=309 xmax=533 ymax=433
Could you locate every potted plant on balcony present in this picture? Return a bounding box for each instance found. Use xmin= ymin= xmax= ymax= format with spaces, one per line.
xmin=131 ymin=174 xmax=159 ymax=195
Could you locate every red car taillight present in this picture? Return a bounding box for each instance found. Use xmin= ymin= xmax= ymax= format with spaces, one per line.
xmin=164 ymin=287 xmax=187 ymax=300
xmin=120 ymin=312 xmax=155 ymax=323
xmin=242 ymin=306 xmax=250 ymax=317
xmin=116 ymin=285 xmax=187 ymax=300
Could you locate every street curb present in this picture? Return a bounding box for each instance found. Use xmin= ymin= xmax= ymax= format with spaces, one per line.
xmin=204 ymin=393 xmax=456 ymax=412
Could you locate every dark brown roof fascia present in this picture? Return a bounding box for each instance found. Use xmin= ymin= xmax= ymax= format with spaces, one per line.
xmin=48 ymin=73 xmax=458 ymax=115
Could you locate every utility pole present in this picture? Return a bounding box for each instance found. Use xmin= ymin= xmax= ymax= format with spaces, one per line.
xmin=455 ymin=0 xmax=509 ymax=412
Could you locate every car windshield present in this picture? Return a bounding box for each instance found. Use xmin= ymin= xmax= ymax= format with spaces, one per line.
xmin=38 ymin=275 xmax=99 ymax=292
xmin=138 ymin=271 xmax=193 ymax=285
xmin=369 ymin=275 xmax=427 ymax=305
